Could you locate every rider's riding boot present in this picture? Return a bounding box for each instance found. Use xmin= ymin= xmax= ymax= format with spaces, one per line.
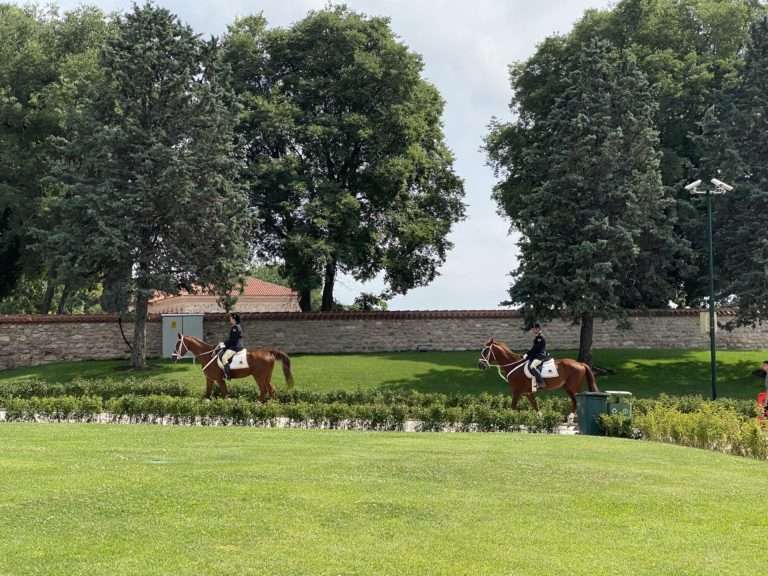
xmin=531 ymin=366 xmax=544 ymax=390
xmin=223 ymin=363 xmax=231 ymax=381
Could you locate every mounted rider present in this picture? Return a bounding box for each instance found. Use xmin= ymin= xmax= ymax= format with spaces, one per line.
xmin=219 ymin=312 xmax=244 ymax=380
xmin=524 ymin=322 xmax=547 ymax=390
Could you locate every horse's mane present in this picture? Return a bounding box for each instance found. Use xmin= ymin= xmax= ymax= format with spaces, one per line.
xmin=495 ymin=340 xmax=522 ymax=360
xmin=183 ymin=334 xmax=214 ymax=350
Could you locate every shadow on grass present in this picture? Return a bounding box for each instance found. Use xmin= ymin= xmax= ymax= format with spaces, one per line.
xmin=366 ymin=349 xmax=766 ymax=400
xmin=0 ymin=358 xmax=193 ymax=384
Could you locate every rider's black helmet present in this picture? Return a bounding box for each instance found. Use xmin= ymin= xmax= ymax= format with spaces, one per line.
xmin=230 ymin=312 xmax=241 ymax=324
xmin=532 ymin=321 xmax=541 ymax=329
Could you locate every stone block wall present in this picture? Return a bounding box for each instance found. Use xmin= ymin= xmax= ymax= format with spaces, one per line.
xmin=1 ymin=310 xmax=766 ymax=371
xmin=0 ymin=316 xmax=162 ymax=370
xmin=203 ymin=310 xmax=768 ymax=354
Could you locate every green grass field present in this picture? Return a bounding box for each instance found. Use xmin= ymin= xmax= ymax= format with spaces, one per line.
xmin=1 ymin=424 xmax=767 ymax=576
xmin=1 ymin=348 xmax=766 ymax=399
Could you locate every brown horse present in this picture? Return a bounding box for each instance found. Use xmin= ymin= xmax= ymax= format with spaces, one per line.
xmin=478 ymin=337 xmax=598 ymax=414
xmin=172 ymin=334 xmax=294 ymax=401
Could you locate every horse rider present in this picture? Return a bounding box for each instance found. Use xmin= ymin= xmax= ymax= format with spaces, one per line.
xmin=523 ymin=322 xmax=547 ymax=390
xmin=219 ymin=312 xmax=244 ymax=380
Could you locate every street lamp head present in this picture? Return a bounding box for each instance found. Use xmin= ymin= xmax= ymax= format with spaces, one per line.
xmin=710 ymin=178 xmax=734 ymax=192
xmin=685 ymin=179 xmax=702 ymax=192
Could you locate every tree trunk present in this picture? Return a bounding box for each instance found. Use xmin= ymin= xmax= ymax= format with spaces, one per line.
xmin=38 ymin=276 xmax=56 ymax=314
xmin=321 ymin=257 xmax=337 ymax=312
xmin=56 ymin=282 xmax=71 ymax=314
xmin=131 ymin=277 xmax=149 ymax=369
xmin=578 ymin=312 xmax=594 ymax=366
xmin=299 ymin=288 xmax=312 ymax=312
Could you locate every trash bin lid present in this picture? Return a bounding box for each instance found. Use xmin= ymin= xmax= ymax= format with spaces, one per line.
xmin=575 ymin=391 xmax=608 ymax=397
xmin=605 ymin=390 xmax=632 ymax=397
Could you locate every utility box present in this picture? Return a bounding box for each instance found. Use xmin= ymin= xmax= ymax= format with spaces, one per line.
xmin=161 ymin=314 xmax=204 ymax=358
xmin=576 ymin=392 xmax=609 ymax=435
xmin=606 ymin=391 xmax=633 ymax=419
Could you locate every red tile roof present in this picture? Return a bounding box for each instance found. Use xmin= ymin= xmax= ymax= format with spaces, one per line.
xmin=240 ymin=277 xmax=297 ymax=297
xmin=150 ymin=277 xmax=297 ymax=302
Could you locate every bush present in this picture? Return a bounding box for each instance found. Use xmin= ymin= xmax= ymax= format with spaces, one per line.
xmin=599 ymin=414 xmax=634 ymax=438
xmin=633 ymin=403 xmax=768 ymax=459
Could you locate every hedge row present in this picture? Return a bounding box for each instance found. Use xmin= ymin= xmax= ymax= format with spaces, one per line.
xmin=1 ymin=379 xmax=760 ymax=418
xmin=0 ymin=378 xmax=575 ymax=412
xmin=601 ymin=404 xmax=768 ymax=460
xmin=0 ymin=395 xmax=566 ymax=433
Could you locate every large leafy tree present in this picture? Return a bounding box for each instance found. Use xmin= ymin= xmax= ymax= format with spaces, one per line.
xmin=487 ymin=40 xmax=689 ymax=364
xmin=570 ymin=0 xmax=765 ymax=303
xmin=698 ymin=17 xmax=768 ymax=326
xmin=47 ymin=3 xmax=250 ymax=367
xmin=0 ymin=5 xmax=108 ymax=309
xmin=223 ymin=7 xmax=465 ymax=311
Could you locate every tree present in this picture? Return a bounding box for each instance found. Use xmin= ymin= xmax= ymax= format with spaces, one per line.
xmin=47 ymin=3 xmax=250 ymax=368
xmin=0 ymin=5 xmax=109 ymax=308
xmin=223 ymin=7 xmax=465 ymax=311
xmin=569 ymin=0 xmax=765 ymax=304
xmin=487 ymin=40 xmax=688 ymax=364
xmin=699 ymin=17 xmax=768 ymax=326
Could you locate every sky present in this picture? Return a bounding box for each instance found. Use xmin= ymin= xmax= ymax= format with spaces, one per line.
xmin=41 ymin=0 xmax=614 ymax=309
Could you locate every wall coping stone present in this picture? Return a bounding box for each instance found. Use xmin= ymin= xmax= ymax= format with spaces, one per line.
xmin=0 ymin=308 xmax=735 ymax=324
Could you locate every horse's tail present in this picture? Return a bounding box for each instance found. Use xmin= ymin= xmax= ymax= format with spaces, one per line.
xmin=271 ymin=349 xmax=294 ymax=389
xmin=585 ymin=364 xmax=599 ymax=392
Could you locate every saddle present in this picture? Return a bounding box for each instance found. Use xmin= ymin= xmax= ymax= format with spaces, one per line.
xmin=523 ymin=358 xmax=558 ymax=380
xmin=216 ymin=348 xmax=249 ymax=371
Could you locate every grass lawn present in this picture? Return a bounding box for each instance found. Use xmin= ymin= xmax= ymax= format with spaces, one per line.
xmin=1 ymin=348 xmax=766 ymax=399
xmin=1 ymin=424 xmax=766 ymax=576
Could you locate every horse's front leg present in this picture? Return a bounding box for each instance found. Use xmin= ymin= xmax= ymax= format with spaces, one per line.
xmin=205 ymin=378 xmax=213 ymax=399
xmin=511 ymin=390 xmax=522 ymax=410
xmin=525 ymin=393 xmax=540 ymax=412
xmin=218 ymin=378 xmax=229 ymax=398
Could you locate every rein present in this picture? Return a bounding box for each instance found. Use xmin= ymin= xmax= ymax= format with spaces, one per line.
xmin=174 ymin=335 xmax=220 ymax=370
xmin=479 ymin=344 xmax=527 ymax=383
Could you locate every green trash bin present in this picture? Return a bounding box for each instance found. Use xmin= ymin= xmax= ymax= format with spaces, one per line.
xmin=576 ymin=392 xmax=608 ymax=435
xmin=606 ymin=391 xmax=633 ymax=419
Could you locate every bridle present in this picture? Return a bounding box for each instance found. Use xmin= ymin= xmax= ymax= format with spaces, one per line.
xmin=172 ymin=335 xmax=189 ymax=361
xmin=479 ymin=342 xmax=527 ymax=383
xmin=172 ymin=334 xmax=219 ymax=370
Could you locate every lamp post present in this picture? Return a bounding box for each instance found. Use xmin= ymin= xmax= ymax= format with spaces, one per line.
xmin=685 ymin=178 xmax=733 ymax=400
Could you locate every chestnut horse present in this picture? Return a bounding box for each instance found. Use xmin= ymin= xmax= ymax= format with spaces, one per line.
xmin=172 ymin=334 xmax=293 ymax=401
xmin=478 ymin=337 xmax=598 ymax=414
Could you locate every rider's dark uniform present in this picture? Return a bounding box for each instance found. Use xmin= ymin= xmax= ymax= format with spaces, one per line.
xmin=525 ymin=332 xmax=547 ymax=385
xmin=224 ymin=323 xmax=244 ymax=353
xmin=221 ymin=323 xmax=244 ymax=379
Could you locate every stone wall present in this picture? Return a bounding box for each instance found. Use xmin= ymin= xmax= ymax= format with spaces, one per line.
xmin=1 ymin=310 xmax=767 ymax=370
xmin=0 ymin=316 xmax=161 ymax=370
xmin=203 ymin=310 xmax=768 ymax=353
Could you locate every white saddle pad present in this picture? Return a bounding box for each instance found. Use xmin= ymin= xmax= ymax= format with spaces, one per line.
xmin=217 ymin=349 xmax=249 ymax=370
xmin=524 ymin=358 xmax=558 ymax=379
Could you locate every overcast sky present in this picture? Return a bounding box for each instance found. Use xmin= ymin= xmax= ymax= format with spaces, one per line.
xmin=41 ymin=0 xmax=613 ymax=309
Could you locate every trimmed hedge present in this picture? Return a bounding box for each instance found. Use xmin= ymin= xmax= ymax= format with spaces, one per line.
xmin=0 ymin=395 xmax=566 ymax=433
xmin=2 ymin=379 xmax=765 ymax=458
xmin=601 ymin=403 xmax=768 ymax=460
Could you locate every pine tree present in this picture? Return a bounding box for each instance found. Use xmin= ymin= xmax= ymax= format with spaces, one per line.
xmin=47 ymin=4 xmax=249 ymax=368
xmin=702 ymin=17 xmax=768 ymax=325
xmin=487 ymin=40 xmax=689 ymax=364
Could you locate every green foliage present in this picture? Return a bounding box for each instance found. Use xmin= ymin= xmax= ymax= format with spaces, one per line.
xmin=599 ymin=413 xmax=635 ymax=438
xmin=571 ymin=0 xmax=765 ymax=304
xmin=487 ymin=38 xmax=690 ymax=361
xmin=46 ymin=4 xmax=250 ymax=365
xmin=0 ymin=4 xmax=110 ymax=308
xmin=634 ymin=402 xmax=768 ymax=459
xmin=223 ymin=7 xmax=465 ymax=311
xmin=697 ymin=16 xmax=768 ymax=326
